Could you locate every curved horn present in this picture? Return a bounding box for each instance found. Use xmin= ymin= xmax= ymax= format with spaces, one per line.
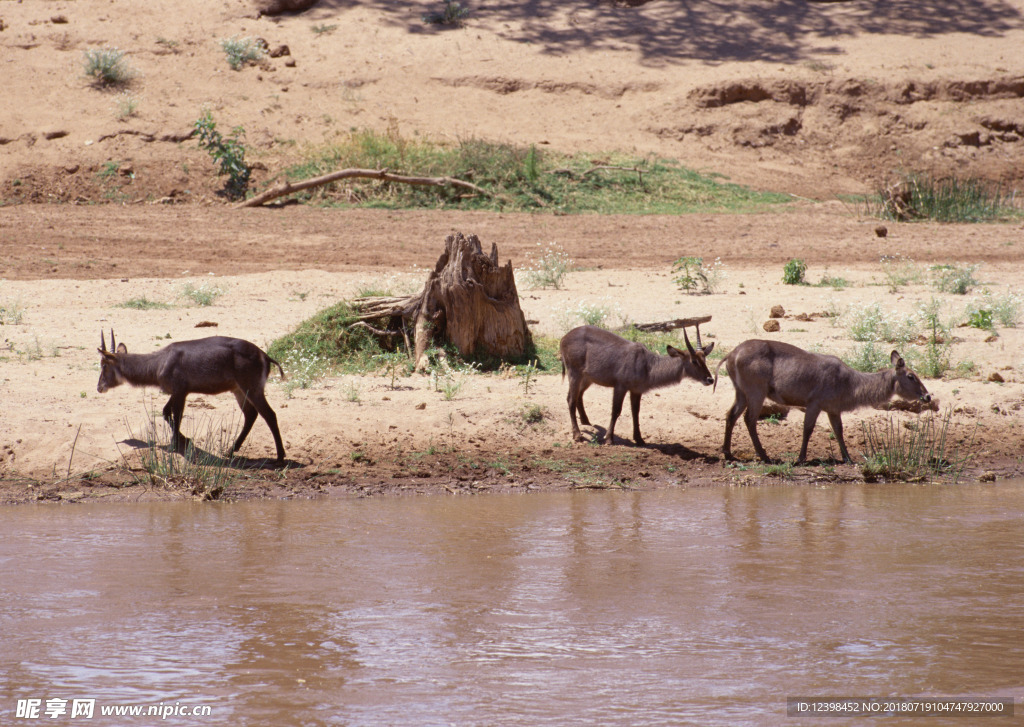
xmin=100 ymin=330 xmax=107 ymax=352
xmin=683 ymin=326 xmax=696 ymax=355
xmin=694 ymin=323 xmax=704 ymax=349
xmin=110 ymin=329 xmax=116 ymax=352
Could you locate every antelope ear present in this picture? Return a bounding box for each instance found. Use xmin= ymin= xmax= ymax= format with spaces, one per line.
xmin=99 ymin=349 xmax=117 ymax=361
xmin=116 ymin=343 xmax=128 ymax=354
xmin=702 ymin=342 xmax=715 ymax=356
xmin=666 ymin=345 xmax=684 ymax=358
xmin=890 ymin=350 xmax=905 ymax=368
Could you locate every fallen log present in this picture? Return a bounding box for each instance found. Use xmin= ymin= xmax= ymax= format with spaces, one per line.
xmin=236 ymin=168 xmax=496 ymax=208
xmin=626 ymin=315 xmax=712 ymax=333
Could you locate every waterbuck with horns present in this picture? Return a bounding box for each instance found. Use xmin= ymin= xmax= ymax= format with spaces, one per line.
xmin=560 ymin=324 xmax=715 ymax=445
xmin=716 ymin=339 xmax=933 ymax=464
xmin=97 ymin=331 xmax=287 ymax=462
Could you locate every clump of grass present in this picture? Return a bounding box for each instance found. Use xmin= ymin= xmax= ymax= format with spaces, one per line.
xmin=844 ymin=302 xmax=918 ymax=345
xmin=179 ymin=281 xmax=224 ymax=307
xmin=672 ymin=256 xmax=726 ymax=294
xmin=879 ymin=255 xmax=923 ymax=292
xmin=521 ymin=403 xmax=547 ymax=425
xmin=860 ymin=407 xmax=973 ymax=483
xmin=555 ymin=299 xmax=623 ymax=332
xmin=269 ymin=301 xmax=390 ymax=382
xmin=123 ymin=413 xmax=245 ymax=498
xmin=83 ymin=48 xmax=135 ymax=88
xmin=521 ymin=242 xmax=573 ymax=290
xmin=873 ymin=173 xmax=1020 ymax=223
xmin=931 ymin=263 xmax=981 ymax=295
xmin=967 ymin=290 xmax=1023 ymax=329
xmin=116 ymin=91 xmax=139 ymax=119
xmin=817 ymin=271 xmax=849 ymax=290
xmin=283 ymin=129 xmax=791 ymax=213
xmin=220 ymin=36 xmax=265 ymax=70
xmin=116 ymin=296 xmax=171 ymax=310
xmin=423 ymin=0 xmax=470 ymax=26
xmin=0 ymin=297 xmax=25 ymax=325
xmin=782 ymin=258 xmax=807 ymax=285
xmin=311 ymin=23 xmax=339 ymax=35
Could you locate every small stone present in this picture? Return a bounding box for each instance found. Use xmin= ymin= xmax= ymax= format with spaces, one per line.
xmin=415 ymin=402 xmax=426 ymax=410
xmin=763 ymin=319 xmax=781 ymax=333
xmin=269 ymin=44 xmax=290 ymax=58
xmin=978 ymin=471 xmax=996 ymax=483
xmin=988 ymin=371 xmax=1004 ymax=383
xmin=770 ymin=305 xmax=785 ymax=318
xmin=875 ymin=225 xmax=888 ymax=238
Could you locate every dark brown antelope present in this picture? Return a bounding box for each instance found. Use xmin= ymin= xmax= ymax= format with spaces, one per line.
xmin=97 ymin=330 xmax=287 ymax=462
xmin=560 ymin=324 xmax=715 ymax=445
xmin=715 ymin=339 xmax=933 ymax=464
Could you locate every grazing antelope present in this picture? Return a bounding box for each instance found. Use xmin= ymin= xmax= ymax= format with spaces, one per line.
xmin=715 ymin=339 xmax=933 ymax=464
xmin=560 ymin=324 xmax=715 ymax=445
xmin=97 ymin=330 xmax=287 ymax=462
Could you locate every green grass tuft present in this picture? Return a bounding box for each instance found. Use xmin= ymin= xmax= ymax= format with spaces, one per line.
xmin=860 ymin=407 xmax=973 ymax=483
xmin=116 ymin=296 xmax=171 ymax=310
xmin=83 ymin=48 xmax=135 ymax=88
xmin=872 ymin=173 xmax=1021 ymax=222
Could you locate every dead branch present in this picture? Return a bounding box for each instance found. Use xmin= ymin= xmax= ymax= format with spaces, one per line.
xmin=626 ymin=316 xmax=712 ymax=333
xmin=236 ymin=168 xmax=498 ymax=208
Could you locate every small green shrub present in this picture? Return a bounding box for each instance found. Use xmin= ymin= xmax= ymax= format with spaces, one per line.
xmin=0 ymin=297 xmax=25 ymax=325
xmin=220 ymin=36 xmax=265 ymax=70
xmin=932 ymin=263 xmax=980 ymax=295
xmin=83 ymin=48 xmax=135 ymax=88
xmin=555 ymin=299 xmax=622 ymax=332
xmin=179 ymin=282 xmax=224 ymax=307
xmin=672 ymin=256 xmax=726 ymax=294
xmin=966 ymin=290 xmax=1022 ymax=329
xmin=521 ymin=242 xmax=573 ymax=290
xmin=879 ymin=255 xmax=923 ymax=292
xmin=521 ymin=404 xmax=547 ymax=425
xmin=194 ymin=111 xmax=251 ymax=200
xmin=845 ymin=302 xmax=917 ymax=344
xmin=782 ymin=258 xmax=807 ymax=285
xmin=423 ymin=0 xmax=470 ymax=26
xmin=311 ymin=23 xmax=339 ymax=35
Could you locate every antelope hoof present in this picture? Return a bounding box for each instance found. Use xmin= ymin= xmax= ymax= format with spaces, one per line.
xmin=572 ymin=432 xmax=586 ymax=443
xmin=634 ymin=437 xmax=646 ymax=447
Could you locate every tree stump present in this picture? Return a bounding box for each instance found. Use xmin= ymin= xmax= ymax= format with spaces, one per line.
xmin=350 ymin=232 xmax=531 ymax=370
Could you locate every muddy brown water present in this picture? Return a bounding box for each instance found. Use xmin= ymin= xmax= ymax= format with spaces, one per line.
xmin=2 ymin=482 xmax=1023 ymax=726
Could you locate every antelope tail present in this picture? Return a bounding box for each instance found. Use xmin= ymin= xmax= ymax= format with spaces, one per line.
xmin=713 ymin=356 xmax=729 ymax=393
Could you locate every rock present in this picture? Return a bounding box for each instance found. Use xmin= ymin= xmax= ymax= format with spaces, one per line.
xmin=415 ymin=402 xmax=426 ymax=410
xmin=769 ymin=304 xmax=785 ymax=318
xmin=875 ymin=225 xmax=888 ymax=238
xmin=985 ymin=335 xmax=999 ymax=343
xmin=194 ymin=321 xmax=218 ymax=328
xmin=269 ymin=44 xmax=290 ymax=58
xmin=51 ymin=15 xmax=69 ymax=24
xmin=978 ymin=471 xmax=996 ymax=483
xmin=988 ymin=371 xmax=1004 ymax=383
xmin=763 ymin=319 xmax=781 ymax=333
xmin=43 ymin=130 xmax=69 ymax=140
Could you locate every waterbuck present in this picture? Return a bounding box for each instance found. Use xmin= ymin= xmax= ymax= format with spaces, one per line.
xmin=715 ymin=339 xmax=933 ymax=464
xmin=560 ymin=324 xmax=715 ymax=445
xmin=97 ymin=331 xmax=287 ymax=462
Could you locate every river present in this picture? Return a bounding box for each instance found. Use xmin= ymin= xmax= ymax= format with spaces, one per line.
xmin=2 ymin=482 xmax=1023 ymax=725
